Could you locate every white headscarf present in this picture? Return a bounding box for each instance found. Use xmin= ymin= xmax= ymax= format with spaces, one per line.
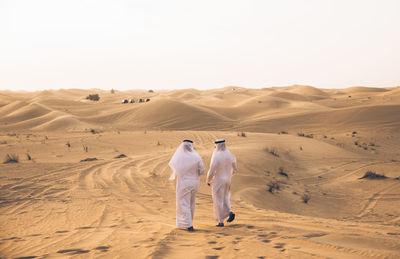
xmin=210 ymin=140 xmax=229 ymax=165
xmin=168 ymin=141 xmax=201 ymax=180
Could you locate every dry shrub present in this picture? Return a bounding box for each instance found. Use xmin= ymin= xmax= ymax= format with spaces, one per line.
xmin=359 ymin=170 xmax=387 ymax=180
xmin=86 ymin=94 xmax=100 ymax=101
xmin=302 ymin=193 xmax=310 ymax=204
xmin=264 ymin=147 xmax=279 ymax=157
xmin=267 ymin=181 xmax=280 ymax=193
xmin=4 ymin=154 xmax=19 ymax=164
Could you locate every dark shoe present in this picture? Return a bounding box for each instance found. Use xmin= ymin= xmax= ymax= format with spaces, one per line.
xmin=187 ymin=226 xmax=194 ymax=232
xmin=216 ymin=223 xmax=224 ymax=227
xmin=227 ymin=212 xmax=235 ymax=223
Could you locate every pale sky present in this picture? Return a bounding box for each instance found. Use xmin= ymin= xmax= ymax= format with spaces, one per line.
xmin=0 ymin=0 xmax=399 ymax=91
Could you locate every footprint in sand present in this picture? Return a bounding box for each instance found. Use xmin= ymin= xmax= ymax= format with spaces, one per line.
xmin=213 ymin=247 xmax=224 ymax=250
xmin=273 ymin=243 xmax=285 ymax=249
xmin=94 ymin=246 xmax=110 ymax=252
xmin=76 ymin=226 xmax=93 ymax=230
xmin=55 ymin=230 xmax=69 ymax=233
xmin=15 ymin=256 xmax=37 ymax=259
xmin=57 ymin=248 xmax=90 ymax=255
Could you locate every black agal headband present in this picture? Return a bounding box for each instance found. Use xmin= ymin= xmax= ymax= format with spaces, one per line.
xmin=214 ymin=139 xmax=225 ymax=144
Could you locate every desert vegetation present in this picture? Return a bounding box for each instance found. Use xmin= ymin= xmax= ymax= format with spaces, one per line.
xmin=359 ymin=170 xmax=387 ymax=180
xmin=4 ymin=154 xmax=19 ymax=164
xmin=86 ymin=94 xmax=100 ymax=101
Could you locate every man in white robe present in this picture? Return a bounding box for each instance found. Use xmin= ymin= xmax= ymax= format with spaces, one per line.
xmin=206 ymin=139 xmax=237 ymax=227
xmin=169 ymin=140 xmax=205 ymax=232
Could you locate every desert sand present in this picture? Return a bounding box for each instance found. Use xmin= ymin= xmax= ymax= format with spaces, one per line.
xmin=0 ymin=85 xmax=400 ymax=258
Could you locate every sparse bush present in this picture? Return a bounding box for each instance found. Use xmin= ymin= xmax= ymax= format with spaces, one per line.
xmin=4 ymin=154 xmax=19 ymax=164
xmin=157 ymin=141 xmax=161 ymax=146
xmin=278 ymin=167 xmax=288 ymax=177
xmin=352 ymin=131 xmax=357 ymax=135
xmin=148 ymin=89 xmax=154 ymax=93
xmin=298 ymin=132 xmax=313 ymax=138
xmin=110 ymin=89 xmax=115 ymax=94
xmin=267 ymin=181 xmax=280 ymax=193
xmin=240 ymin=132 xmax=246 ymax=137
xmin=359 ymin=170 xmax=387 ymax=180
xmin=82 ymin=144 xmax=88 ymax=152
xmin=302 ymin=193 xmax=311 ymax=203
xmin=86 ymin=94 xmax=100 ymax=101
xmin=265 ymin=147 xmax=279 ymax=157
xmin=299 ymin=146 xmax=303 ymax=151
xmin=354 ymin=141 xmax=359 ymax=146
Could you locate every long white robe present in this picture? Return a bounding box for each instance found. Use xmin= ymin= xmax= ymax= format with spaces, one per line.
xmin=169 ymin=142 xmax=205 ymax=228
xmin=206 ymin=144 xmax=237 ymax=223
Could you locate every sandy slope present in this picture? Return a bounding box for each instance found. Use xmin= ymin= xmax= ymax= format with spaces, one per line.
xmin=0 ymin=86 xmax=400 ymax=258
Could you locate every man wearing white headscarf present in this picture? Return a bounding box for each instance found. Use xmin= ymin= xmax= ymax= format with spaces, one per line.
xmin=169 ymin=140 xmax=205 ymax=232
xmin=207 ymin=139 xmax=237 ymax=227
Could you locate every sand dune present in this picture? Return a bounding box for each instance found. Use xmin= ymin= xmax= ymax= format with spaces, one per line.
xmin=0 ymin=86 xmax=399 ymax=258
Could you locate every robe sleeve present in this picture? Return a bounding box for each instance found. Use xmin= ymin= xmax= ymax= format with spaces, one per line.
xmin=206 ymin=156 xmax=218 ymax=184
xmin=231 ymin=156 xmax=237 ymax=175
xmin=198 ymin=159 xmax=205 ymax=175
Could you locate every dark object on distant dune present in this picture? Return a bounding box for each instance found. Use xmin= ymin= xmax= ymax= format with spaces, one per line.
xmin=352 ymin=131 xmax=357 ymax=135
xmin=267 ymin=181 xmax=280 ymax=193
xmin=348 ymin=95 xmax=352 ymax=98
xmin=0 ymin=141 xmax=7 ymax=144
xmin=122 ymin=99 xmax=129 ymax=103
xmin=86 ymin=94 xmax=100 ymax=101
xmin=4 ymin=153 xmax=19 ymax=164
xmin=278 ymin=131 xmax=288 ymax=135
xmin=359 ymin=170 xmax=387 ymax=180
xmin=149 ymin=89 xmax=154 ymax=93
xmin=26 ymin=153 xmax=32 ymax=161
xmin=298 ymin=132 xmax=313 ymax=138
xmin=139 ymin=98 xmax=145 ymax=103
xmin=264 ymin=147 xmax=279 ymax=157
xmin=302 ymin=193 xmax=310 ymax=203
xmin=146 ymin=98 xmax=150 ymax=102
xmin=80 ymin=157 xmax=98 ymax=162
xmin=90 ymin=129 xmax=97 ymax=134
xmin=394 ymin=177 xmax=400 ymax=180
xmin=278 ymin=167 xmax=288 ymax=178
xmin=114 ymin=154 xmax=127 ymax=159
xmin=129 ymin=99 xmax=135 ymax=103
xmin=239 ymin=132 xmax=246 ymax=137
xmin=111 ymin=89 xmax=115 ymax=94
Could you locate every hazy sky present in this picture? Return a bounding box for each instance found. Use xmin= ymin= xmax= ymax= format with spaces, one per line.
xmin=1 ymin=0 xmax=399 ymax=91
